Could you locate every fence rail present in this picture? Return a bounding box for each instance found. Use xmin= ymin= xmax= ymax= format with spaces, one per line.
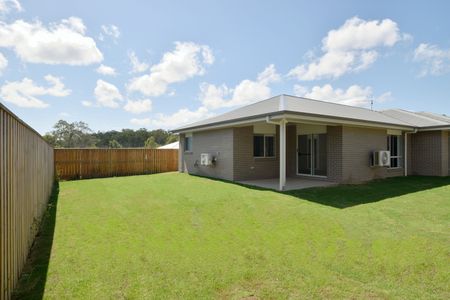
xmin=0 ymin=103 xmax=55 ymax=300
xmin=54 ymin=148 xmax=178 ymax=180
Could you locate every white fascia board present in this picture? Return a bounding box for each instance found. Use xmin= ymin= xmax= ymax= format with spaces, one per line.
xmin=272 ymin=113 xmax=414 ymax=131
xmin=174 ymin=117 xmax=268 ymax=133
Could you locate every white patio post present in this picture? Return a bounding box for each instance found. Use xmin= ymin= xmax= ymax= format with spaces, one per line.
xmin=279 ymin=119 xmax=287 ymax=191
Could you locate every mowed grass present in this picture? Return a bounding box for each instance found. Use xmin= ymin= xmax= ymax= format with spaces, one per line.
xmin=14 ymin=173 xmax=450 ymax=299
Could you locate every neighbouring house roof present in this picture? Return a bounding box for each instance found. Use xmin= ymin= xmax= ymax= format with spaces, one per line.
xmin=173 ymin=94 xmax=449 ymax=133
xmin=382 ymin=109 xmax=450 ymax=129
xmin=157 ymin=141 xmax=179 ymax=149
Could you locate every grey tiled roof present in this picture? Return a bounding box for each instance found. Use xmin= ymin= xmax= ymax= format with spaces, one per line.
xmin=174 ymin=95 xmax=448 ymax=132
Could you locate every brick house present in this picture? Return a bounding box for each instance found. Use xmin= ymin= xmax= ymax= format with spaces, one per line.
xmin=173 ymin=95 xmax=450 ymax=190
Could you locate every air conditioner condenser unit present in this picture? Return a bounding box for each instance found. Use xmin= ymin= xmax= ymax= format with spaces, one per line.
xmin=372 ymin=150 xmax=391 ymax=167
xmin=200 ymin=153 xmax=213 ymax=166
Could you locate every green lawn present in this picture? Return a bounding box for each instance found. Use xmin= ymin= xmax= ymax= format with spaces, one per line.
xmin=13 ymin=173 xmax=450 ymax=299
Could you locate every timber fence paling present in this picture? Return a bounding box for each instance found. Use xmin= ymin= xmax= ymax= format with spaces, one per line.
xmin=0 ymin=103 xmax=55 ymax=300
xmin=54 ymin=148 xmax=178 ymax=180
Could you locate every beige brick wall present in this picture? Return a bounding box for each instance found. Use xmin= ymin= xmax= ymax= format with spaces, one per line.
xmin=179 ymin=133 xmax=185 ymax=172
xmin=233 ymin=126 xmax=279 ymax=181
xmin=410 ymin=130 xmax=448 ymax=176
xmin=327 ymin=126 xmax=344 ymax=182
xmin=444 ymin=131 xmax=449 ymax=176
xmin=181 ymin=128 xmax=234 ymax=181
xmin=341 ymin=126 xmax=404 ymax=183
xmin=406 ymin=133 xmax=413 ymax=176
xmin=286 ymin=125 xmax=297 ymax=177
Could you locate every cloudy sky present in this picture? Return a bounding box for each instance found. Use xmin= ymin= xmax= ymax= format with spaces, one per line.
xmin=0 ymin=0 xmax=449 ymax=134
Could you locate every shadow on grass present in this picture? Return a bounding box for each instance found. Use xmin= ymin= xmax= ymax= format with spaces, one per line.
xmin=193 ymin=174 xmax=450 ymax=209
xmin=283 ymin=176 xmax=450 ymax=208
xmin=12 ymin=181 xmax=59 ymax=300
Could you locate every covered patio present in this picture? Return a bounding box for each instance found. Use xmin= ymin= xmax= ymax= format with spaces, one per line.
xmin=238 ymin=177 xmax=336 ymax=191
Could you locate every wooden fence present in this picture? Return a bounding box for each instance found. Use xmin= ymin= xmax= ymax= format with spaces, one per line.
xmin=0 ymin=103 xmax=55 ymax=300
xmin=54 ymin=148 xmax=178 ymax=180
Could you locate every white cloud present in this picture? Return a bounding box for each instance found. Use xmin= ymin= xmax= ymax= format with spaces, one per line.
xmin=128 ymin=51 xmax=149 ymax=73
xmin=96 ymin=64 xmax=117 ymax=76
xmin=376 ymin=91 xmax=393 ymax=103
xmin=0 ymin=74 xmax=71 ymax=108
xmin=0 ymin=52 xmax=7 ymax=74
xmin=130 ymin=107 xmax=213 ymax=129
xmin=0 ymin=0 xmax=22 ymax=13
xmin=123 ymin=99 xmax=152 ymax=114
xmin=130 ymin=117 xmax=151 ymax=126
xmin=200 ymin=64 xmax=280 ymax=109
xmin=94 ymin=79 xmax=123 ymax=108
xmin=413 ymin=43 xmax=450 ymax=76
xmin=59 ymin=112 xmax=70 ymax=117
xmin=130 ymin=106 xmax=213 ymax=129
xmin=81 ymin=100 xmax=93 ymax=107
xmin=99 ymin=24 xmax=120 ymax=41
xmin=0 ymin=17 xmax=103 ymax=65
xmin=128 ymin=41 xmax=214 ymax=97
xmin=293 ymin=83 xmax=383 ymax=107
xmin=288 ymin=17 xmax=403 ymax=80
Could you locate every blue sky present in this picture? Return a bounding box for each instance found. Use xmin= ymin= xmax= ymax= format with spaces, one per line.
xmin=0 ymin=0 xmax=449 ymax=134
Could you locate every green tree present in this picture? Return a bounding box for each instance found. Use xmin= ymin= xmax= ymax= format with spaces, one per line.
xmin=45 ymin=120 xmax=177 ymax=148
xmin=108 ymin=139 xmax=122 ymax=148
xmin=49 ymin=120 xmax=97 ymax=148
xmin=43 ymin=133 xmax=57 ymax=146
xmin=165 ymin=134 xmax=178 ymax=144
xmin=144 ymin=136 xmax=159 ymax=149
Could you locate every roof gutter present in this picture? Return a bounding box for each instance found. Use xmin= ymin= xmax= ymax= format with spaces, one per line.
xmin=416 ymin=126 xmax=450 ymax=131
xmin=266 ymin=115 xmax=282 ymax=125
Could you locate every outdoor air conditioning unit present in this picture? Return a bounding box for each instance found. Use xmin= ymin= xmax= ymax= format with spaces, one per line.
xmin=200 ymin=153 xmax=213 ymax=166
xmin=372 ymin=150 xmax=391 ymax=167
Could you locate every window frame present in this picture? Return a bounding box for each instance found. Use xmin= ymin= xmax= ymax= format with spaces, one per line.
xmin=184 ymin=135 xmax=193 ymax=153
xmin=387 ymin=134 xmax=402 ymax=169
xmin=253 ymin=134 xmax=276 ymax=158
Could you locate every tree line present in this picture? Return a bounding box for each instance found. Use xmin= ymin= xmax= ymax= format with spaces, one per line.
xmin=43 ymin=120 xmax=178 ymax=148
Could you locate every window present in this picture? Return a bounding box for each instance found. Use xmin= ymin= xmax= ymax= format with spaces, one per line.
xmin=184 ymin=135 xmax=192 ymax=152
xmin=253 ymin=135 xmax=275 ymax=158
xmin=265 ymin=135 xmax=275 ymax=157
xmin=387 ymin=135 xmax=403 ymax=168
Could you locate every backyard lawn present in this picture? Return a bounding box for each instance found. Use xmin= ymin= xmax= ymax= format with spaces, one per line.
xmin=13 ymin=173 xmax=450 ymax=299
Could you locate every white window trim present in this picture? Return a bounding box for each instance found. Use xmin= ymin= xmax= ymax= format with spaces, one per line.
xmin=253 ymin=134 xmax=276 ymax=158
xmin=388 ymin=134 xmax=402 ymax=169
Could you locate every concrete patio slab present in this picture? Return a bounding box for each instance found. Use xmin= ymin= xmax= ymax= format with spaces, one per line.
xmin=238 ymin=177 xmax=337 ymax=191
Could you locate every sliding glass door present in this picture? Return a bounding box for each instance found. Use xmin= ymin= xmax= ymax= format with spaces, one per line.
xmin=297 ymin=134 xmax=327 ymax=176
xmin=298 ymin=135 xmax=312 ymax=175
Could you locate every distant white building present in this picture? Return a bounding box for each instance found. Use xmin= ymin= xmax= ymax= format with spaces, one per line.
xmin=157 ymin=141 xmax=179 ymax=149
